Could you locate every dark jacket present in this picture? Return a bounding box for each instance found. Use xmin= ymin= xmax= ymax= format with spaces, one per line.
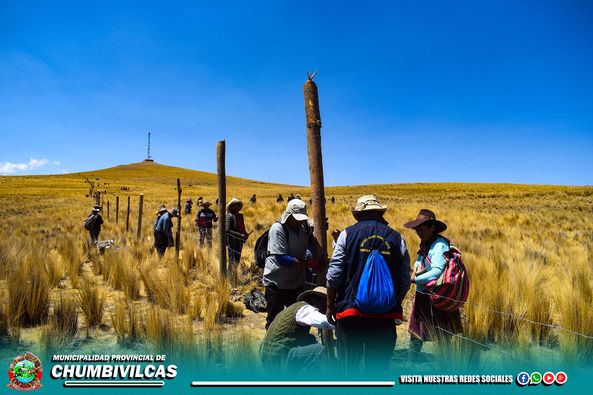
xmin=329 ymin=220 xmax=410 ymax=320
xmin=154 ymin=212 xmax=174 ymax=244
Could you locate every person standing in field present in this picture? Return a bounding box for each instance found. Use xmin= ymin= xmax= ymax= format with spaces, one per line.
xmin=84 ymin=205 xmax=104 ymax=244
xmin=195 ymin=200 xmax=218 ymax=248
xmin=226 ymin=198 xmax=249 ymax=270
xmin=154 ymin=206 xmax=179 ymax=257
xmin=184 ymin=197 xmax=193 ymax=215
xmin=263 ymin=199 xmax=316 ymax=330
xmin=326 ymin=195 xmax=411 ymax=373
xmin=404 ymin=209 xmax=463 ymax=360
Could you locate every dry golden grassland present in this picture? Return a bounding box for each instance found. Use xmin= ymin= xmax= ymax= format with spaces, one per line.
xmin=0 ymin=161 xmax=592 ymax=369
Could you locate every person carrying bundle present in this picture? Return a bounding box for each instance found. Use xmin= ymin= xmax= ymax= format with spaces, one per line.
xmin=83 ymin=205 xmax=104 ymax=245
xmin=154 ymin=206 xmax=179 ymax=257
xmin=404 ymin=209 xmax=466 ymax=361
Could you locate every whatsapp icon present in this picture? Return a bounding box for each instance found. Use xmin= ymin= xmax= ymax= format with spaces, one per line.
xmin=530 ymin=372 xmax=542 ymax=385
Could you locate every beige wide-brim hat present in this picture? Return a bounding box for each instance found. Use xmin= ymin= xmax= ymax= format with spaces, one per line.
xmin=201 ymin=200 xmax=212 ymax=208
xmin=351 ymin=194 xmax=387 ymax=213
xmin=280 ymin=199 xmax=309 ymax=224
xmin=297 ymin=286 xmax=328 ymax=302
xmin=227 ymin=198 xmax=243 ymax=211
xmin=157 ymin=205 xmax=167 ymax=214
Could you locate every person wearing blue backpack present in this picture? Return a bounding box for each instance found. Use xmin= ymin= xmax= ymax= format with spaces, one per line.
xmin=326 ymin=195 xmax=411 ymax=373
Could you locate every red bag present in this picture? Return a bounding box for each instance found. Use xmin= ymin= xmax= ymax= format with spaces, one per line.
xmin=423 ymin=239 xmax=470 ymax=311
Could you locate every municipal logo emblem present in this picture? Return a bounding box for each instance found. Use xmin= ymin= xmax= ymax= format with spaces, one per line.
xmin=7 ymin=352 xmax=43 ymax=391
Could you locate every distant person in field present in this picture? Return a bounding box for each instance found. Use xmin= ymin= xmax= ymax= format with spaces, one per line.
xmin=195 ymin=200 xmax=218 ymax=248
xmin=277 ymin=194 xmax=284 ymax=203
xmin=84 ymin=205 xmax=104 ymax=245
xmin=260 ymin=286 xmax=335 ymax=372
xmin=154 ymin=206 xmax=179 ymax=257
xmin=326 ymin=195 xmax=411 ymax=373
xmin=331 ymin=196 xmax=336 ymax=204
xmin=226 ymin=198 xmax=249 ymax=270
xmin=184 ymin=197 xmax=193 ymax=215
xmin=250 ymin=194 xmax=257 ymax=204
xmin=404 ymin=209 xmax=463 ymax=360
xmin=263 ymin=199 xmax=317 ymax=329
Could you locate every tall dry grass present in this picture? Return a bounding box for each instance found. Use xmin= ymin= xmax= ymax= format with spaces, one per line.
xmin=1 ymin=166 xmax=592 ymax=369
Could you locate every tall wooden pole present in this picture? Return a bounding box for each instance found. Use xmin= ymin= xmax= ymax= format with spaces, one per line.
xmin=107 ymin=201 xmax=110 ymax=221
xmin=304 ymin=72 xmax=333 ymax=354
xmin=304 ymin=72 xmax=328 ymax=283
xmin=126 ymin=196 xmax=131 ymax=232
xmin=217 ymin=140 xmax=227 ymax=278
xmin=137 ymin=193 xmax=144 ymax=241
xmin=175 ymin=178 xmax=182 ymax=264
xmin=115 ymin=196 xmax=119 ymax=224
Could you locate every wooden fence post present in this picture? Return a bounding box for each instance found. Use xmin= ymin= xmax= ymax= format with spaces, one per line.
xmin=304 ymin=71 xmax=333 ymax=354
xmin=217 ymin=140 xmax=227 ymax=278
xmin=126 ymin=196 xmax=130 ymax=232
xmin=137 ymin=193 xmax=144 ymax=241
xmin=175 ymin=178 xmax=182 ymax=264
xmin=304 ymin=72 xmax=328 ymax=281
xmin=115 ymin=196 xmax=119 ymax=224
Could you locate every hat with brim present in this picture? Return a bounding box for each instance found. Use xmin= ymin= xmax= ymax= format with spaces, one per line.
xmin=157 ymin=205 xmax=167 ymax=214
xmin=280 ymin=199 xmax=309 ymax=224
xmin=227 ymin=198 xmax=243 ymax=211
xmin=297 ymin=286 xmax=328 ymax=303
xmin=201 ymin=200 xmax=212 ymax=208
xmin=351 ymin=195 xmax=387 ymax=213
xmin=92 ymin=208 xmax=101 ymax=213
xmin=404 ymin=209 xmax=447 ymax=233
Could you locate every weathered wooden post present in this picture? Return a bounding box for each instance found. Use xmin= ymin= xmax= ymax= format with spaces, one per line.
xmin=137 ymin=193 xmax=144 ymax=241
xmin=175 ymin=178 xmax=182 ymax=264
xmin=217 ymin=140 xmax=227 ymax=278
xmin=115 ymin=196 xmax=119 ymax=224
xmin=304 ymin=71 xmax=333 ymax=353
xmin=107 ymin=201 xmax=110 ymax=221
xmin=304 ymin=71 xmax=329 ymax=282
xmin=126 ymin=196 xmax=131 ymax=232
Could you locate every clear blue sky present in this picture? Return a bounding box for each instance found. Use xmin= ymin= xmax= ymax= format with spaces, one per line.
xmin=1 ymin=1 xmax=592 ymax=185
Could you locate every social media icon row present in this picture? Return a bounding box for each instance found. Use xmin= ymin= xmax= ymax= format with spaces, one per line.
xmin=516 ymin=371 xmax=567 ymax=386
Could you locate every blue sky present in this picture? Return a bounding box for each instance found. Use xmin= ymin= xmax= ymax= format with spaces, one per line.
xmin=0 ymin=1 xmax=592 ymax=185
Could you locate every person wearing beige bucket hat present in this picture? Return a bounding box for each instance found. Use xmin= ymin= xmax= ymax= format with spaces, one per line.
xmin=403 ymin=209 xmax=462 ymax=361
xmin=226 ymin=198 xmax=249 ymax=271
xmin=326 ymin=194 xmax=411 ymax=372
xmin=260 ymin=286 xmax=334 ymax=372
xmin=263 ymin=199 xmax=319 ymax=330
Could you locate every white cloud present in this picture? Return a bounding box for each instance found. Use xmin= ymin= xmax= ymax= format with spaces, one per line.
xmin=0 ymin=158 xmax=57 ymax=175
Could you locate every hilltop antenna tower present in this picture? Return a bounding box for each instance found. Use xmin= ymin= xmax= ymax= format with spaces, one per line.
xmin=145 ymin=131 xmax=154 ymax=162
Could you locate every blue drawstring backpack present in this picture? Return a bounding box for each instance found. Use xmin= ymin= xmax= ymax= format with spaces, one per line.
xmin=355 ymin=250 xmax=397 ymax=314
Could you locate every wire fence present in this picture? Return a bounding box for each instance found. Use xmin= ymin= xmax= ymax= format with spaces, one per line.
xmin=416 ymin=289 xmax=593 ymax=340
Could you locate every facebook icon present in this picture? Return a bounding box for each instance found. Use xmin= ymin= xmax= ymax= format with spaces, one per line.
xmin=516 ymin=372 xmax=530 ymax=386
